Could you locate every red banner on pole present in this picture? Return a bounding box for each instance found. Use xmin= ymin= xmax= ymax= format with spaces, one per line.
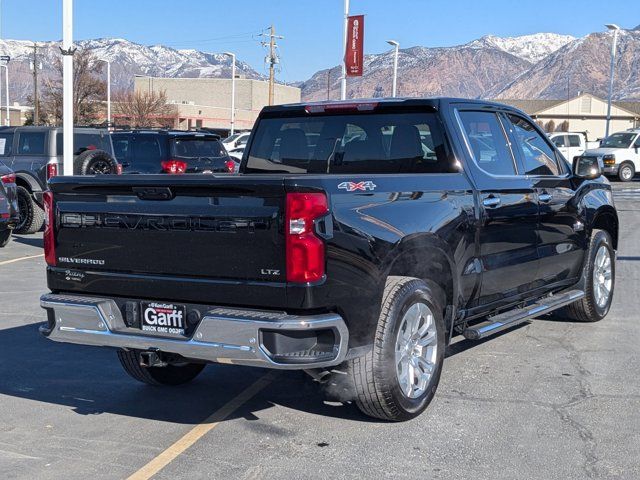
xmin=345 ymin=15 xmax=364 ymax=77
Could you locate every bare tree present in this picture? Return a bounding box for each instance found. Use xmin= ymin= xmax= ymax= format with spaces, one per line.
xmin=556 ymin=120 xmax=570 ymax=132
xmin=40 ymin=49 xmax=107 ymax=125
xmin=113 ymin=90 xmax=179 ymax=128
xmin=544 ymin=120 xmax=556 ymax=133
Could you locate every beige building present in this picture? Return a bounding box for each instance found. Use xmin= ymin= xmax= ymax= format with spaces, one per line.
xmin=133 ymin=76 xmax=301 ymax=132
xmin=0 ymin=103 xmax=34 ymax=126
xmin=496 ymin=94 xmax=640 ymax=141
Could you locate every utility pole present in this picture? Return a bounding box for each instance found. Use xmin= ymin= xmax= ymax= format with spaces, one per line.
xmin=32 ymin=43 xmax=39 ymax=125
xmin=260 ymin=25 xmax=283 ymax=106
xmin=62 ymin=0 xmax=75 ymax=176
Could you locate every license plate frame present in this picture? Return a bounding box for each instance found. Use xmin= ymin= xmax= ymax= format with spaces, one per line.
xmin=139 ymin=301 xmax=188 ymax=337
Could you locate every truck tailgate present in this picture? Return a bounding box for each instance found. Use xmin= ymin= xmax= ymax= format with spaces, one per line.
xmin=49 ymin=175 xmax=286 ymax=291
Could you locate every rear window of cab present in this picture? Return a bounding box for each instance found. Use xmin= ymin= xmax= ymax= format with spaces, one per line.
xmin=245 ymin=111 xmax=457 ymax=174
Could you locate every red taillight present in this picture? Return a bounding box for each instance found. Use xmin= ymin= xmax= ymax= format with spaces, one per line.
xmin=285 ymin=192 xmax=328 ymax=283
xmin=1 ymin=173 xmax=15 ymax=184
xmin=225 ymin=160 xmax=236 ymax=173
xmin=43 ymin=191 xmax=56 ymax=266
xmin=116 ymin=164 xmax=123 ymax=175
xmin=161 ymin=160 xmax=187 ymax=174
xmin=46 ymin=163 xmax=58 ymax=180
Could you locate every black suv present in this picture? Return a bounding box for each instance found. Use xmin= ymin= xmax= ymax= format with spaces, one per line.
xmin=0 ymin=126 xmax=118 ymax=234
xmin=111 ymin=130 xmax=238 ymax=174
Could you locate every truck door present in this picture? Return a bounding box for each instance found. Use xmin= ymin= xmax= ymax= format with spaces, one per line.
xmin=566 ymin=134 xmax=584 ymax=161
xmin=501 ymin=113 xmax=586 ymax=287
xmin=456 ymin=109 xmax=539 ymax=307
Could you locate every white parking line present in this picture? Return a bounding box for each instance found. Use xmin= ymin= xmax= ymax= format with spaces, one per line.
xmin=0 ymin=254 xmax=44 ymax=266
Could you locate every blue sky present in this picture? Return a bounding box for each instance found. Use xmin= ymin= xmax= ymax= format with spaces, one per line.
xmin=1 ymin=0 xmax=639 ymax=81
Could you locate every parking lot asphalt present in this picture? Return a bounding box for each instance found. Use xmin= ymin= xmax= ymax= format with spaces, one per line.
xmin=1 ymin=183 xmax=640 ymax=480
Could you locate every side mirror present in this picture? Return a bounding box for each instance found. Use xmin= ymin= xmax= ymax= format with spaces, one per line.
xmin=573 ymin=156 xmax=601 ymax=179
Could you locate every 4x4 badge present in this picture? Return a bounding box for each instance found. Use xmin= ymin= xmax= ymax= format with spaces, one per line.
xmin=338 ymin=181 xmax=377 ymax=192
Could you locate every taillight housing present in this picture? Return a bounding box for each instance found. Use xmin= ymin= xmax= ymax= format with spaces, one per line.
xmin=116 ymin=164 xmax=123 ymax=175
xmin=1 ymin=173 xmax=15 ymax=184
xmin=46 ymin=162 xmax=58 ymax=180
xmin=43 ymin=191 xmax=56 ymax=266
xmin=285 ymin=192 xmax=328 ymax=283
xmin=161 ymin=160 xmax=187 ymax=174
xmin=225 ymin=160 xmax=236 ymax=173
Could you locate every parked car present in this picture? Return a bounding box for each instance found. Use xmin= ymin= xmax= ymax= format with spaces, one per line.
xmin=549 ymin=132 xmax=600 ymax=162
xmin=0 ymin=126 xmax=119 ymax=234
xmin=112 ymin=130 xmax=238 ymax=174
xmin=40 ymin=98 xmax=617 ymax=421
xmin=581 ymin=129 xmax=640 ymax=182
xmin=0 ymin=161 xmax=18 ymax=247
xmin=222 ymin=131 xmax=250 ymax=151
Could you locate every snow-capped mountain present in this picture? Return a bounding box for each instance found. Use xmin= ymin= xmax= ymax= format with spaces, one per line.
xmin=472 ymin=33 xmax=575 ymax=63
xmin=0 ymin=38 xmax=262 ymax=104
xmin=300 ymin=29 xmax=640 ymax=102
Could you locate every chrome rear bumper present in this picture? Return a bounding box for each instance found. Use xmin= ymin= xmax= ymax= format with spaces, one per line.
xmin=40 ymin=293 xmax=349 ymax=369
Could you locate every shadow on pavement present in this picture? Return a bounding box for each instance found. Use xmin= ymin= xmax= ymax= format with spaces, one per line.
xmin=0 ymin=322 xmax=371 ymax=425
xmin=11 ymin=235 xmax=44 ymax=249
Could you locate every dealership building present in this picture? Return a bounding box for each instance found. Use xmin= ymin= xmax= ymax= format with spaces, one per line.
xmin=496 ymin=93 xmax=640 ymax=140
xmin=132 ymin=76 xmax=301 ymax=132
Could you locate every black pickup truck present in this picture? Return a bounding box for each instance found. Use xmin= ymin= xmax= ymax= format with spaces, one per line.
xmin=40 ymin=98 xmax=618 ymax=421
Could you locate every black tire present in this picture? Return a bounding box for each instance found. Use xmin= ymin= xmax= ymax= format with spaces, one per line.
xmin=117 ymin=349 xmax=205 ymax=386
xmin=15 ymin=185 xmax=45 ymax=234
xmin=74 ymin=149 xmax=118 ymax=175
xmin=348 ymin=276 xmax=446 ymax=421
xmin=617 ymin=162 xmax=635 ymax=182
xmin=0 ymin=229 xmax=11 ymax=247
xmin=564 ymin=229 xmax=615 ymax=322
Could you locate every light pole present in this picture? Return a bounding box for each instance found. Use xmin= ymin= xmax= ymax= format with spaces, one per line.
xmin=0 ymin=56 xmax=9 ymax=126
xmin=223 ymin=52 xmax=236 ymax=136
xmin=604 ymin=24 xmax=620 ymax=138
xmin=62 ymin=0 xmax=75 ymax=176
xmin=98 ymin=59 xmax=111 ymax=127
xmin=340 ymin=0 xmax=349 ymax=100
xmin=387 ymin=40 xmax=399 ymax=97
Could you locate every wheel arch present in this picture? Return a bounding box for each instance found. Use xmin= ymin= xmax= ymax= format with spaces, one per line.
xmin=384 ymin=234 xmax=459 ymax=339
xmin=592 ymin=206 xmax=619 ymax=250
xmin=14 ymin=173 xmax=42 ymax=193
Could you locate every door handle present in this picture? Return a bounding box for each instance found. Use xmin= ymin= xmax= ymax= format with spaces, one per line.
xmin=539 ymin=192 xmax=553 ymax=203
xmin=482 ymin=195 xmax=501 ymax=208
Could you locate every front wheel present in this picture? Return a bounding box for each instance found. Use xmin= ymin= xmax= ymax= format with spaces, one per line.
xmin=564 ymin=229 xmax=615 ymax=322
xmin=618 ymin=162 xmax=635 ymax=182
xmin=117 ymin=349 xmax=206 ymax=386
xmin=348 ymin=276 xmax=445 ymax=421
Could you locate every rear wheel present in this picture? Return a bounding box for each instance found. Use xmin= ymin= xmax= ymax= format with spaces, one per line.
xmin=618 ymin=162 xmax=635 ymax=182
xmin=117 ymin=349 xmax=206 ymax=386
xmin=348 ymin=276 xmax=445 ymax=421
xmin=0 ymin=229 xmax=11 ymax=247
xmin=15 ymin=186 xmax=45 ymax=234
xmin=564 ymin=229 xmax=615 ymax=322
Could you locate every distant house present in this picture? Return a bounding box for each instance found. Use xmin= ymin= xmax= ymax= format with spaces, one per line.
xmin=494 ymin=93 xmax=640 ymax=141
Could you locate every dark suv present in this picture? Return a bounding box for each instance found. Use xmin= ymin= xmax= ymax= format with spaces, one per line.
xmin=111 ymin=130 xmax=237 ymax=174
xmin=0 ymin=126 xmax=118 ymax=234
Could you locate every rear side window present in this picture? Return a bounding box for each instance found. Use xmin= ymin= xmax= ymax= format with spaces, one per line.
xmin=245 ymin=111 xmax=454 ymax=174
xmin=56 ymin=132 xmax=111 ymax=155
xmin=568 ymin=135 xmax=581 ymax=147
xmin=171 ymin=138 xmax=226 ymax=158
xmin=458 ymin=111 xmax=516 ymax=176
xmin=112 ymin=137 xmax=130 ymax=160
xmin=0 ymin=132 xmax=13 ymax=156
xmin=504 ymin=114 xmax=560 ymax=176
xmin=18 ymin=132 xmax=46 ymax=155
xmin=134 ymin=137 xmax=162 ymax=164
